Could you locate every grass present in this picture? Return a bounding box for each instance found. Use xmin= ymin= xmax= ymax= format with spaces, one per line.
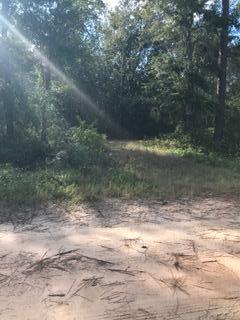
xmin=114 ymin=139 xmax=240 ymax=196
xmin=0 ymin=138 xmax=240 ymax=206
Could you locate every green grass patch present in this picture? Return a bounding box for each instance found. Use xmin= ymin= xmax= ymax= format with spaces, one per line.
xmin=0 ymin=163 xmax=140 ymax=205
xmin=0 ymin=139 xmax=240 ymax=206
xmin=124 ymin=138 xmax=240 ymax=169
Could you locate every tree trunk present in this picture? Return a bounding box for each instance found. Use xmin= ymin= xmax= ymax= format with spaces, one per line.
xmin=182 ymin=11 xmax=194 ymax=131
xmin=185 ymin=24 xmax=194 ymax=130
xmin=214 ymin=0 xmax=230 ymax=145
xmin=1 ymin=0 xmax=14 ymax=139
xmin=4 ymin=86 xmax=14 ymax=138
xmin=40 ymin=61 xmax=51 ymax=143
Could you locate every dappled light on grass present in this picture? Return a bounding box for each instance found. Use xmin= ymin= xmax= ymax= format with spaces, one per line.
xmin=115 ymin=140 xmax=240 ymax=197
xmin=1 ymin=139 xmax=240 ymax=206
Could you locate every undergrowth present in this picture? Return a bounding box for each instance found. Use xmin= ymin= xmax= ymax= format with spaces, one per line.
xmin=0 ymin=137 xmax=240 ymax=206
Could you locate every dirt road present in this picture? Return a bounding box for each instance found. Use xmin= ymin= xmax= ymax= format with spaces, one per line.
xmin=0 ymin=197 xmax=240 ymax=319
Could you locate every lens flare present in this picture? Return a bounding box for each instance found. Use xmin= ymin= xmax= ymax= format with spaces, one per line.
xmin=0 ymin=13 xmax=124 ymax=135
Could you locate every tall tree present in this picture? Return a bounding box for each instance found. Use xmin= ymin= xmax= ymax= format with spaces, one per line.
xmin=1 ymin=0 xmax=14 ymax=138
xmin=214 ymin=0 xmax=230 ymax=145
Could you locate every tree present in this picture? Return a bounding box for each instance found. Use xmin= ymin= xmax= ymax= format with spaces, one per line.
xmin=214 ymin=0 xmax=230 ymax=145
xmin=139 ymin=0 xmax=212 ymax=131
xmin=16 ymin=0 xmax=104 ymax=141
xmin=0 ymin=0 xmax=239 ymax=165
xmin=0 ymin=0 xmax=14 ymax=139
xmin=100 ymin=0 xmax=158 ymax=137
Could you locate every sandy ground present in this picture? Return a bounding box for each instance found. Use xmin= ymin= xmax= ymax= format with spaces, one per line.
xmin=0 ymin=197 xmax=240 ymax=320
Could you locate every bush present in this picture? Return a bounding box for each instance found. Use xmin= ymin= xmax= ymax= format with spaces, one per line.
xmin=0 ymin=135 xmax=47 ymax=167
xmin=0 ymin=120 xmax=108 ymax=168
xmin=61 ymin=121 xmax=108 ymax=168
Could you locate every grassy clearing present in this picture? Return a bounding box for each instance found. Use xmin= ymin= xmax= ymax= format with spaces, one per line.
xmin=113 ymin=139 xmax=240 ymax=197
xmin=0 ymin=139 xmax=240 ymax=205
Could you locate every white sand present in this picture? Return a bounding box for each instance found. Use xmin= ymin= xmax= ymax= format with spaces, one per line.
xmin=0 ymin=197 xmax=239 ymax=319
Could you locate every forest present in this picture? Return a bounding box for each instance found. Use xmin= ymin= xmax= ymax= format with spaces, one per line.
xmin=1 ymin=1 xmax=240 ymax=319
xmin=0 ymin=0 xmax=239 ymax=203
xmin=0 ymin=0 xmax=239 ymax=162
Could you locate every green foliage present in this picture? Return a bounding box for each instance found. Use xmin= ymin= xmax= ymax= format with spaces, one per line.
xmin=0 ymin=134 xmax=47 ymax=167
xmin=0 ymin=0 xmax=239 ymax=205
xmin=62 ymin=122 xmax=108 ymax=168
xmin=137 ymin=135 xmax=240 ymax=169
xmin=66 ymin=122 xmax=106 ymax=154
xmin=1 ymin=139 xmax=240 ymax=206
xmin=223 ymin=108 xmax=240 ymax=155
xmin=0 ymin=163 xmax=139 ymax=205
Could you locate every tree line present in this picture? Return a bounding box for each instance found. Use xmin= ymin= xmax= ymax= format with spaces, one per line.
xmin=0 ymin=0 xmax=239 ymax=165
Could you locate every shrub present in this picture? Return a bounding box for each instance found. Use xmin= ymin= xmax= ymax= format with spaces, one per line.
xmin=0 ymin=134 xmax=47 ymax=167
xmin=62 ymin=121 xmax=108 ymax=168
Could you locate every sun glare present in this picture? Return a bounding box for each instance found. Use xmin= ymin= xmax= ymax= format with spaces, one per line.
xmin=0 ymin=13 xmax=123 ymax=135
xmin=104 ymin=0 xmax=119 ymax=8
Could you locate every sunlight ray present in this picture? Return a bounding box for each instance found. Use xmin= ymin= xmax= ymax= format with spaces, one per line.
xmin=0 ymin=13 xmax=123 ymax=134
